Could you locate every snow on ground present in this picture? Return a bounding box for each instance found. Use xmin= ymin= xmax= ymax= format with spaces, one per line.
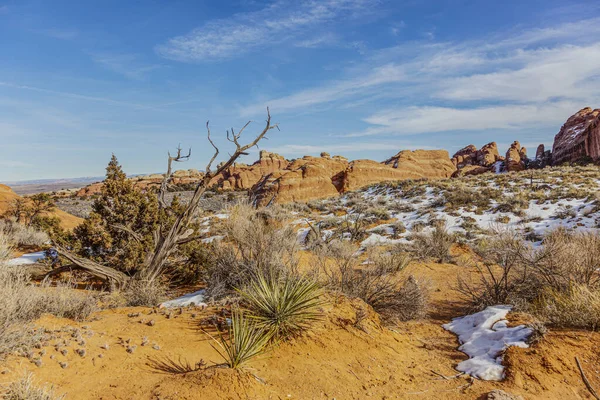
xmin=6 ymin=251 xmax=46 ymax=266
xmin=442 ymin=305 xmax=533 ymax=381
xmin=160 ymin=290 xmax=207 ymax=308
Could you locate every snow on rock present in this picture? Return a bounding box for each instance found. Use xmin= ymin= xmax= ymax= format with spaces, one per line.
xmin=442 ymin=305 xmax=532 ymax=381
xmin=160 ymin=290 xmax=207 ymax=308
xmin=6 ymin=251 xmax=46 ymax=266
xmin=201 ymin=235 xmax=223 ymax=244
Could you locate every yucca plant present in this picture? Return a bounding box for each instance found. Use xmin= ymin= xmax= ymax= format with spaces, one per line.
xmin=238 ymin=273 xmax=324 ymax=339
xmin=209 ymin=310 xmax=272 ymax=369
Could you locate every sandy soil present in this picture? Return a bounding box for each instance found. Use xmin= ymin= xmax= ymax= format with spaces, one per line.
xmin=1 ymin=259 xmax=599 ymax=400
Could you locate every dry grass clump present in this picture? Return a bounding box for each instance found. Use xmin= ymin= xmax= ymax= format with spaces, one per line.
xmin=315 ymin=242 xmax=428 ymax=323
xmin=0 ymin=264 xmax=97 ymax=358
xmin=531 ymin=285 xmax=600 ymax=330
xmin=3 ymin=373 xmax=65 ymax=400
xmin=410 ymin=221 xmax=456 ymax=263
xmin=122 ymin=279 xmax=168 ymax=307
xmin=0 ymin=218 xmax=49 ymax=247
xmin=0 ymin=230 xmax=13 ymax=261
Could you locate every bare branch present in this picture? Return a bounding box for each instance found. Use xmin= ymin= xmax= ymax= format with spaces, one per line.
xmin=110 ymin=223 xmax=144 ymax=244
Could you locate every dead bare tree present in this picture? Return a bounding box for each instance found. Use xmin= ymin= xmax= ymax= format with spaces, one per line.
xmin=53 ymin=109 xmax=278 ymax=288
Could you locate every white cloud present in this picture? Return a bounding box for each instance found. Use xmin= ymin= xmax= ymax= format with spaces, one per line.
xmin=347 ymin=101 xmax=581 ymax=137
xmin=156 ymin=0 xmax=377 ymax=62
xmin=240 ymin=17 xmax=600 ymax=139
xmin=90 ymin=53 xmax=162 ymax=80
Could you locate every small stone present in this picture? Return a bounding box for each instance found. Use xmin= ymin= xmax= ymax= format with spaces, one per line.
xmin=126 ymin=345 xmax=137 ymax=354
xmin=152 ymin=344 xmax=160 ymax=351
xmin=60 ymin=349 xmax=68 ymax=356
xmin=32 ymin=359 xmax=43 ymax=367
xmin=76 ymin=348 xmax=86 ymax=357
xmin=147 ymin=320 xmax=155 ymax=327
xmin=59 ymin=362 xmax=68 ymax=369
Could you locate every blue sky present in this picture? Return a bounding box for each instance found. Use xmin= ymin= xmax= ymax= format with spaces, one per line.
xmin=1 ymin=0 xmax=600 ymax=181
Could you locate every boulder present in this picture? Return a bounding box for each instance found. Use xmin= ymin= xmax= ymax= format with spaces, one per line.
xmin=485 ymin=390 xmax=524 ymax=400
xmin=212 ymin=150 xmax=289 ymax=190
xmin=552 ymin=107 xmax=600 ymax=165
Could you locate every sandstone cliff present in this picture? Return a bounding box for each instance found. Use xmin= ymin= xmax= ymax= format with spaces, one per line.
xmin=552 ymin=107 xmax=600 ymax=165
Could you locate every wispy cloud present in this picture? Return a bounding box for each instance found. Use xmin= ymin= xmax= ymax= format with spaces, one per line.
xmin=241 ymin=17 xmax=600 ymax=140
xmin=90 ymin=53 xmax=162 ymax=80
xmin=36 ymin=28 xmax=79 ymax=40
xmin=156 ymin=0 xmax=378 ymax=62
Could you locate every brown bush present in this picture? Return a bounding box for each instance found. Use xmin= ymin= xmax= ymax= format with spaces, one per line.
xmin=315 ymin=242 xmax=428 ymax=323
xmin=3 ymin=373 xmax=65 ymax=400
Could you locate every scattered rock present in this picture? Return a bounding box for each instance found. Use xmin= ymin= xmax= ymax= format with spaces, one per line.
xmin=486 ymin=389 xmax=524 ymax=400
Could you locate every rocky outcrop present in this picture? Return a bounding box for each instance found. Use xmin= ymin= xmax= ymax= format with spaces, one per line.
xmin=451 ymin=145 xmax=478 ymax=168
xmin=552 ymin=107 xmax=600 ymax=165
xmin=505 ymin=141 xmax=528 ymax=172
xmin=451 ymin=142 xmax=503 ymax=176
xmin=253 ymin=150 xmax=455 ymax=205
xmin=212 ymin=151 xmax=289 ymax=190
xmin=252 ymin=155 xmax=349 ymax=205
xmin=343 ymin=150 xmax=455 ymax=192
xmin=531 ymin=144 xmax=552 ymax=168
xmin=477 ymin=142 xmax=502 ymax=166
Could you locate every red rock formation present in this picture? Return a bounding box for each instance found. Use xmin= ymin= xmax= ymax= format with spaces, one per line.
xmin=477 ymin=142 xmax=501 ymax=167
xmin=344 ymin=150 xmax=455 ymax=192
xmin=451 ymin=145 xmax=478 ymax=167
xmin=213 ymin=151 xmax=289 ymax=190
xmin=252 ymin=155 xmax=349 ymax=205
xmin=253 ymin=150 xmax=456 ymax=205
xmin=452 ymin=165 xmax=491 ymax=178
xmin=505 ymin=141 xmax=526 ymax=172
xmin=552 ymin=107 xmax=600 ymax=165
xmin=451 ymin=142 xmax=502 ymax=176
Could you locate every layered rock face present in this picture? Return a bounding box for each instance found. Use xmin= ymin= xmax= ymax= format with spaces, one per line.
xmin=253 ymin=150 xmax=456 ymax=205
xmin=552 ymin=107 xmax=600 ymax=165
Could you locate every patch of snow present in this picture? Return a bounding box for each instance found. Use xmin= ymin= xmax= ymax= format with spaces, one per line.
xmin=201 ymin=235 xmax=223 ymax=243
xmin=7 ymin=251 xmax=46 ymax=266
xmin=214 ymin=213 xmax=228 ymax=219
xmin=160 ymin=290 xmax=207 ymax=308
xmin=442 ymin=305 xmax=532 ymax=381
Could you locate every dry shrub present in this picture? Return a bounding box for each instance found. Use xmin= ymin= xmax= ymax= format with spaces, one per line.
xmin=0 ymin=230 xmax=13 ymax=262
xmin=461 ymin=228 xmax=600 ymax=329
xmin=203 ymin=203 xmax=299 ymax=300
xmin=531 ymin=285 xmax=600 ymax=330
xmin=0 ymin=218 xmax=49 ymax=247
xmin=315 ymin=242 xmax=428 ymax=323
xmin=0 ymin=265 xmax=97 ymax=358
xmin=411 ymin=221 xmax=456 ymax=263
xmin=3 ymin=373 xmax=65 ymax=400
xmin=122 ymin=279 xmax=168 ymax=307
